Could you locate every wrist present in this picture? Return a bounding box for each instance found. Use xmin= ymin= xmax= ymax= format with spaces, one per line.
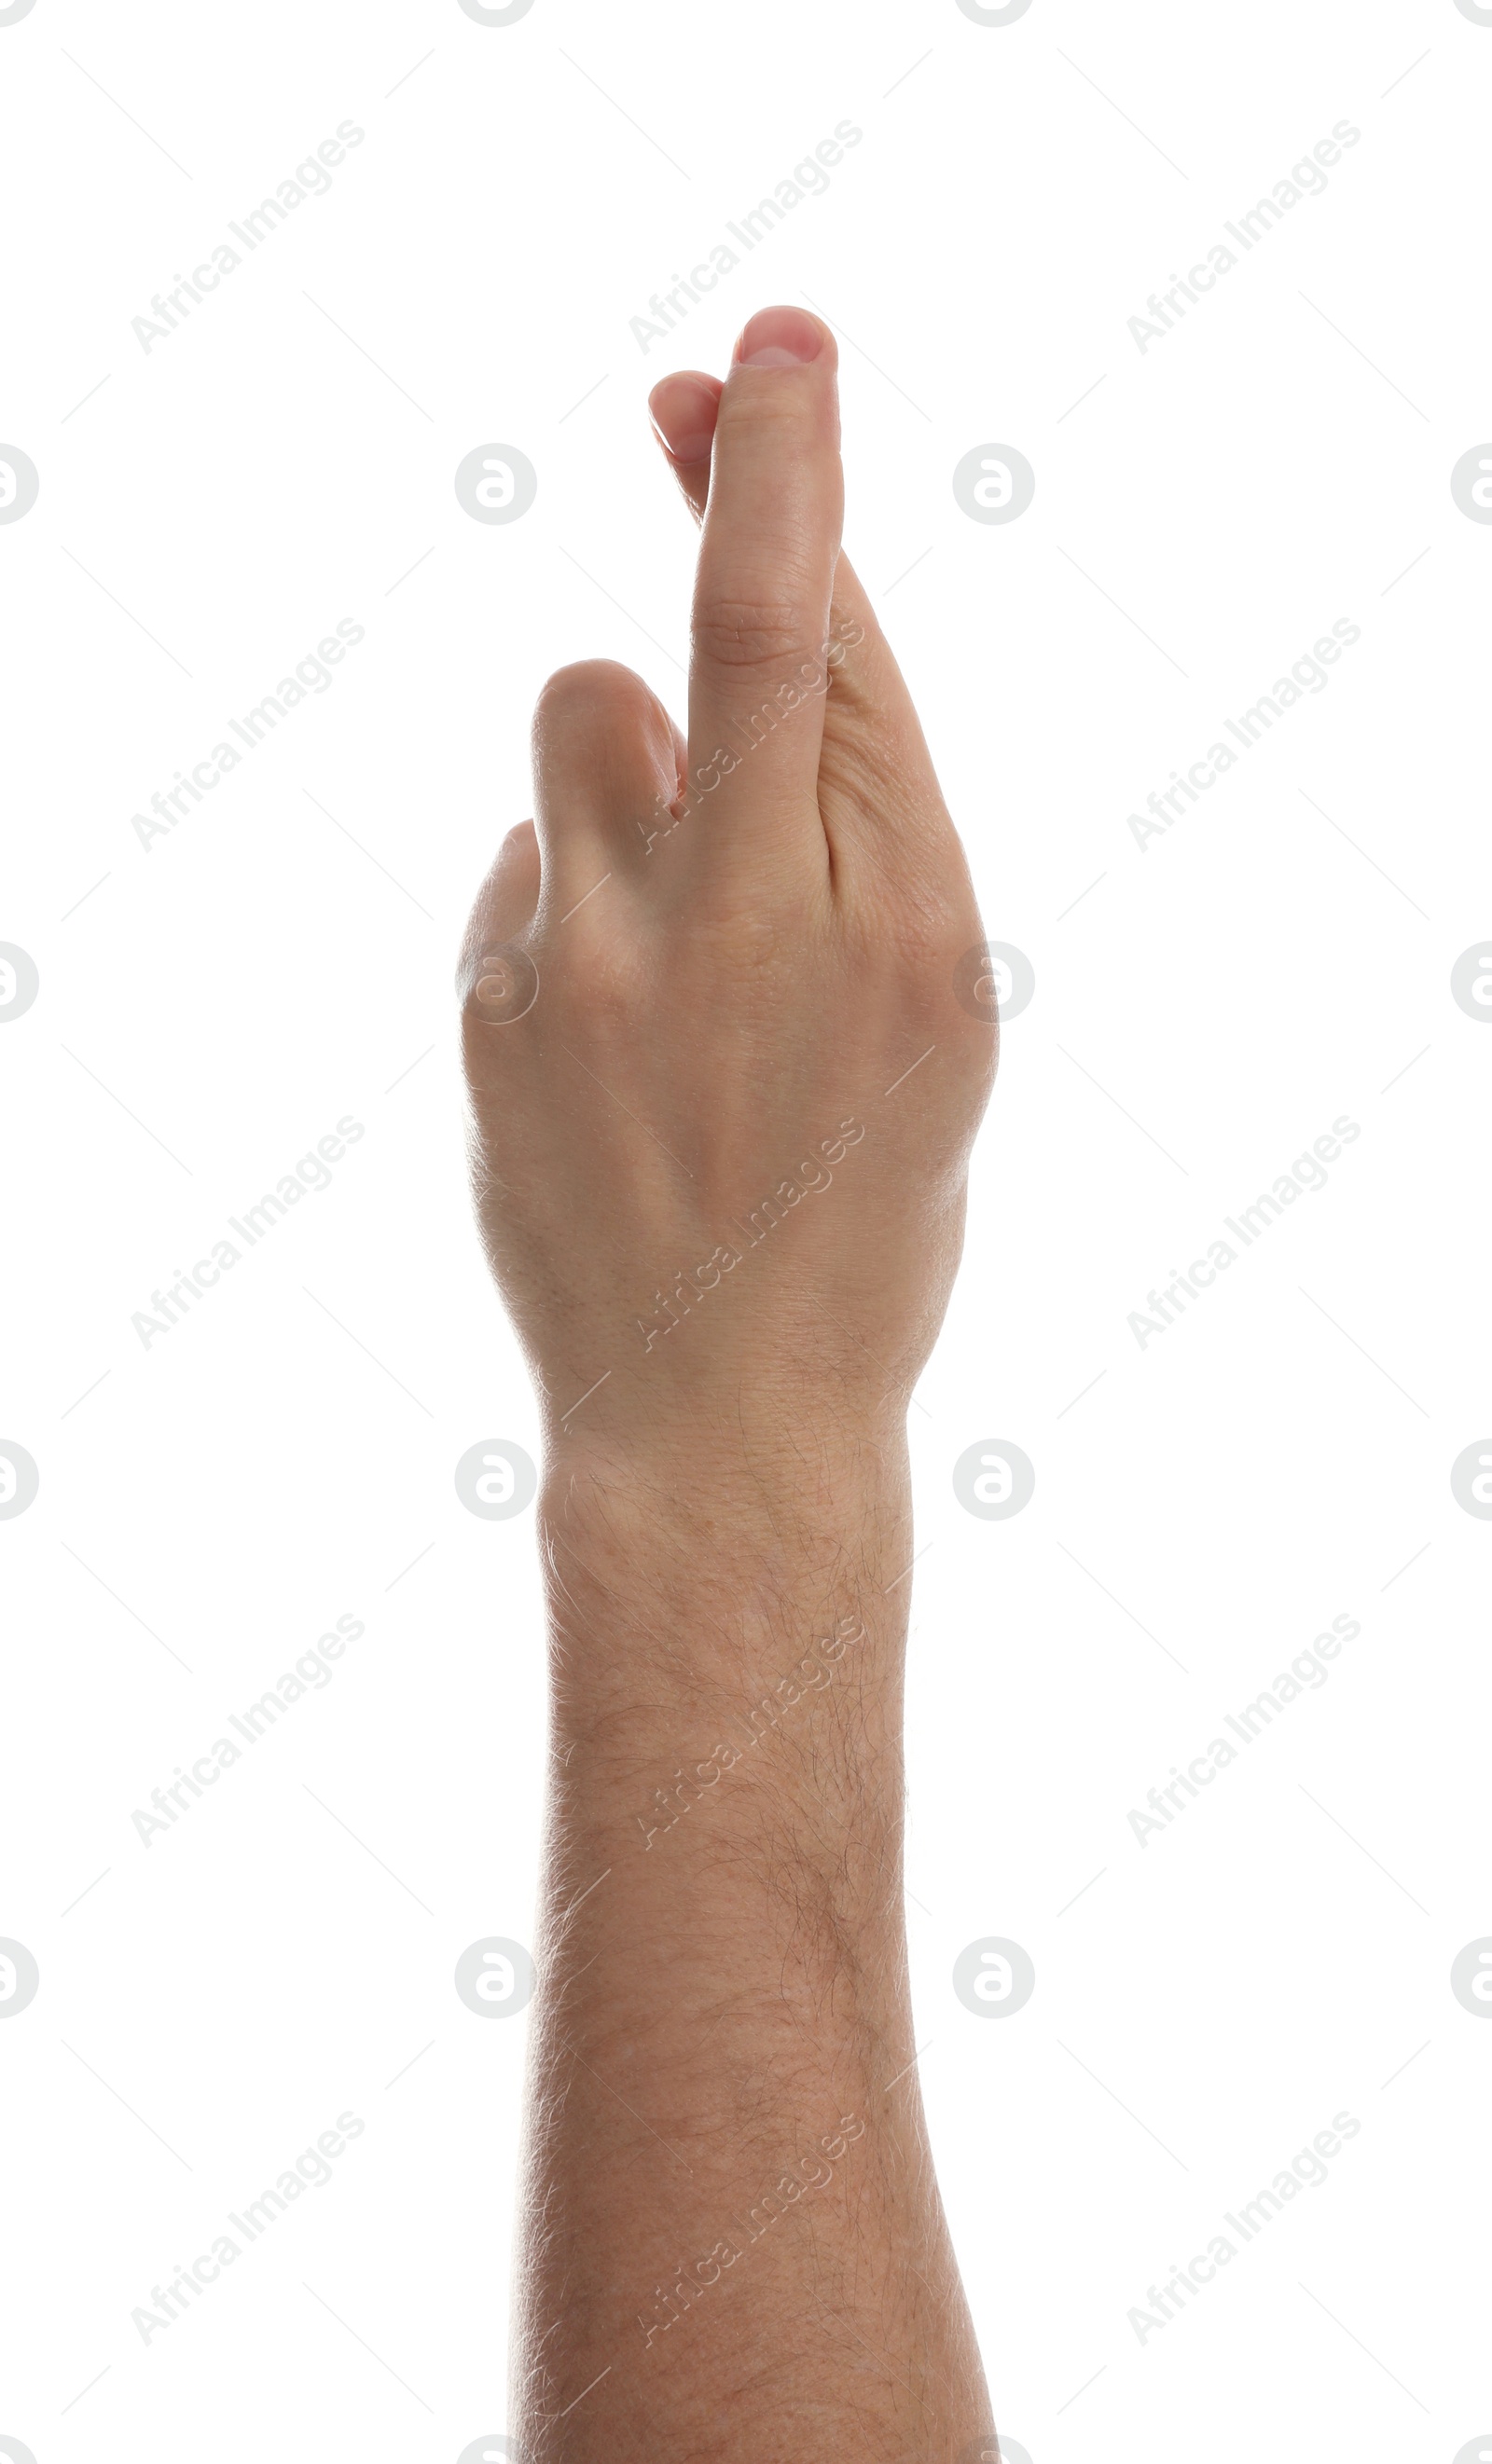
xmin=537 ymin=1425 xmax=912 ymax=1696
xmin=542 ymin=1422 xmax=910 ymax=1579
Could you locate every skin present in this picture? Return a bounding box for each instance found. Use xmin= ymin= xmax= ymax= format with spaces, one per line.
xmin=460 ymin=305 xmax=999 ymax=2462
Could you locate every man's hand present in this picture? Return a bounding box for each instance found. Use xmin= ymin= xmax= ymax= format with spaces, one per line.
xmin=458 ymin=305 xmax=998 ymax=2464
xmin=460 ymin=304 xmax=995 ymax=1490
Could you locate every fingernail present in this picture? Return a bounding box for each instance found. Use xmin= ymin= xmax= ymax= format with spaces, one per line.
xmin=735 ymin=306 xmax=823 ymax=368
xmin=647 ymin=373 xmax=720 ymax=462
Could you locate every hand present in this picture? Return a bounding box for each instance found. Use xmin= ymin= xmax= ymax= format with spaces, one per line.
xmin=459 ymin=306 xmax=995 ymax=1499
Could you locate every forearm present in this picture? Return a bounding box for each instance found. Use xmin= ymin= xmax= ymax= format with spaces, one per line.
xmin=513 ymin=1436 xmax=989 ymax=2458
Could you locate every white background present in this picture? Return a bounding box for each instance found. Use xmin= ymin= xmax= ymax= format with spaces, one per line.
xmin=2 ymin=0 xmax=1490 ymax=2456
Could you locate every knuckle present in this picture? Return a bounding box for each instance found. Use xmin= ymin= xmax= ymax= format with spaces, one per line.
xmin=915 ymin=901 xmax=981 ymax=970
xmin=716 ymin=383 xmax=807 ymax=439
xmin=692 ymin=595 xmax=815 ymax=675
xmin=877 ymin=884 xmax=984 ymax=1009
